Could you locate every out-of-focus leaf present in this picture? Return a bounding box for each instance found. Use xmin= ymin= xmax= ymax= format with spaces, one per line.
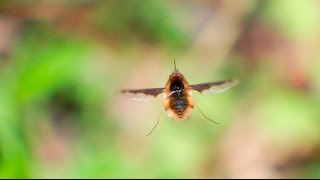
xmin=12 ymin=22 xmax=90 ymax=102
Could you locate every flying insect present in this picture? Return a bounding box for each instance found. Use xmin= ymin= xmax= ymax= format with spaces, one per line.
xmin=120 ymin=60 xmax=239 ymax=136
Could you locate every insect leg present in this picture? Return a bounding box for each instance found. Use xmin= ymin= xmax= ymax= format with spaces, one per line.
xmin=194 ymin=103 xmax=220 ymax=124
xmin=146 ymin=109 xmax=164 ymax=136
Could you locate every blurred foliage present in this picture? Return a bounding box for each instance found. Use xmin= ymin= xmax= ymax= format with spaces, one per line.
xmin=261 ymin=0 xmax=319 ymax=41
xmin=92 ymin=0 xmax=189 ymax=49
xmin=0 ymin=0 xmax=319 ymax=178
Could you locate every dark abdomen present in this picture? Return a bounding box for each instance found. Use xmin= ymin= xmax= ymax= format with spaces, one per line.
xmin=169 ymin=96 xmax=188 ymax=117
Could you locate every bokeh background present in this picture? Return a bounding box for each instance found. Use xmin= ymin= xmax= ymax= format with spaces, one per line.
xmin=0 ymin=0 xmax=320 ymax=178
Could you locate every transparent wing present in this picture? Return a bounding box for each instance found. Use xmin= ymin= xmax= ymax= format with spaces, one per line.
xmin=120 ymin=87 xmax=165 ymax=102
xmin=190 ymin=79 xmax=239 ymax=95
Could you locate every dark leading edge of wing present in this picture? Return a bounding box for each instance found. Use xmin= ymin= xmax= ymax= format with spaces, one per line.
xmin=190 ymin=79 xmax=239 ymax=95
xmin=120 ymin=87 xmax=165 ymax=102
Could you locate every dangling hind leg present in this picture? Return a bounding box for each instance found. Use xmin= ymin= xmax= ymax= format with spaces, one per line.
xmin=146 ymin=110 xmax=164 ymax=136
xmin=194 ymin=103 xmax=220 ymax=124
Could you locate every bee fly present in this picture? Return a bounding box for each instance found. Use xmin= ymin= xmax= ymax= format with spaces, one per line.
xmin=120 ymin=60 xmax=239 ymax=136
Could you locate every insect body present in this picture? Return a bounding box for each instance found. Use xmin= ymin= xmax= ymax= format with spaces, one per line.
xmin=163 ymin=68 xmax=194 ymax=120
xmin=120 ymin=60 xmax=239 ymax=135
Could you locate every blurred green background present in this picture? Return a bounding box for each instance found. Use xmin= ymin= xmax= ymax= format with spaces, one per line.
xmin=0 ymin=0 xmax=320 ymax=178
